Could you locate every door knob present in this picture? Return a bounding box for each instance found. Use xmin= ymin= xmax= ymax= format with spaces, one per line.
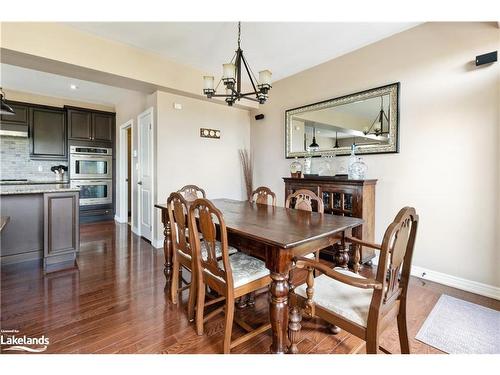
xmin=137 ymin=181 xmax=142 ymax=185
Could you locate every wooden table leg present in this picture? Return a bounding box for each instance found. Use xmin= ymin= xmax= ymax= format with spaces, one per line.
xmin=161 ymin=209 xmax=173 ymax=292
xmin=269 ymin=271 xmax=289 ymax=354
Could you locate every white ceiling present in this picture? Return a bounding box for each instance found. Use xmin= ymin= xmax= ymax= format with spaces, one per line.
xmin=0 ymin=64 xmax=138 ymax=107
xmin=66 ymin=22 xmax=420 ymax=82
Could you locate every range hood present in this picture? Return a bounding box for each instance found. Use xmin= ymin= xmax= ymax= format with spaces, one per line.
xmin=0 ymin=123 xmax=28 ymax=137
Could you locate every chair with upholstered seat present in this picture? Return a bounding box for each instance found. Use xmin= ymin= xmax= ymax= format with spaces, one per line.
xmin=189 ymin=198 xmax=272 ymax=354
xmin=287 ymin=207 xmax=419 ymax=354
xmin=168 ymin=192 xmax=238 ymax=320
xmin=236 ymin=186 xmax=276 ymax=308
xmin=250 ymin=186 xmax=276 ymax=206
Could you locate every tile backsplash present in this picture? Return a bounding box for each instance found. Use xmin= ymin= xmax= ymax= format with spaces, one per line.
xmin=0 ymin=136 xmax=68 ymax=181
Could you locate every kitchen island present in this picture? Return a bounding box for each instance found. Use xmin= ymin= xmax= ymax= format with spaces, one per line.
xmin=0 ymin=183 xmax=80 ymax=272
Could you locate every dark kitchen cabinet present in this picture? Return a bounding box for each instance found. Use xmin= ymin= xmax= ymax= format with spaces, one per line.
xmin=67 ymin=109 xmax=92 ymax=140
xmin=92 ymin=113 xmax=113 ymax=142
xmin=29 ymin=107 xmax=67 ymax=160
xmin=43 ymin=191 xmax=80 ymax=272
xmin=0 ymin=102 xmax=29 ymax=125
xmin=67 ymin=107 xmax=114 ymax=143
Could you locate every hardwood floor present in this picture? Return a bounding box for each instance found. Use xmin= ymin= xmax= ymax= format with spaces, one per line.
xmin=1 ymin=221 xmax=498 ymax=354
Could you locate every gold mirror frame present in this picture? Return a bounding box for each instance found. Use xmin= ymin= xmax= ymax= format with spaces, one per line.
xmin=285 ymin=82 xmax=400 ymax=158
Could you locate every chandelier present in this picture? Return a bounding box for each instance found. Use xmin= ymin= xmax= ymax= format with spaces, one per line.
xmin=202 ymin=22 xmax=272 ymax=106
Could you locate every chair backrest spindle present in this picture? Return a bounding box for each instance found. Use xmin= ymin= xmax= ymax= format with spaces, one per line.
xmin=167 ymin=192 xmax=192 ymax=258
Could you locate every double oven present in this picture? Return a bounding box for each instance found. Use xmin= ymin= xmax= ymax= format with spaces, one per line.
xmin=70 ymin=145 xmax=113 ymax=206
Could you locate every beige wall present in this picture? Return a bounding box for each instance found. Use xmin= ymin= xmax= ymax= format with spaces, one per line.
xmin=250 ymin=22 xmax=500 ymax=287
xmin=154 ymin=91 xmax=251 ymax=245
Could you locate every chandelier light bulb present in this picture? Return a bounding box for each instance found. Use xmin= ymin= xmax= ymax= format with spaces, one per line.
xmin=203 ymin=76 xmax=214 ymax=90
xmin=223 ymin=63 xmax=236 ymax=80
xmin=258 ymin=70 xmax=272 ymax=86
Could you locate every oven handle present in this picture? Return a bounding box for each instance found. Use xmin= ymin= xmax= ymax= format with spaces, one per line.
xmin=71 ymin=180 xmax=111 ymax=185
xmin=70 ymin=155 xmax=112 ymax=160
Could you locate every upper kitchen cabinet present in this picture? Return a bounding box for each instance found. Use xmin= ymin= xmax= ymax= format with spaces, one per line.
xmin=0 ymin=102 xmax=29 ymax=126
xmin=67 ymin=109 xmax=92 ymax=140
xmin=67 ymin=107 xmax=114 ymax=143
xmin=29 ymin=107 xmax=67 ymax=160
xmin=92 ymin=113 xmax=114 ymax=142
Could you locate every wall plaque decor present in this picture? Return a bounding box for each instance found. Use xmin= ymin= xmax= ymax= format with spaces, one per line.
xmin=200 ymin=128 xmax=221 ymax=139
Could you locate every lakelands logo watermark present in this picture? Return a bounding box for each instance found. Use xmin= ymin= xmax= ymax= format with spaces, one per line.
xmin=0 ymin=329 xmax=49 ymax=353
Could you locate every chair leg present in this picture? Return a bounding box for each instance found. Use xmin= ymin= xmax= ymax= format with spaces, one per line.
xmin=223 ymin=295 xmax=235 ymax=354
xmin=236 ymin=296 xmax=248 ymax=309
xmin=195 ymin=277 xmax=206 ymax=336
xmin=187 ymin=269 xmax=196 ymax=322
xmin=170 ymin=257 xmax=179 ymax=304
xmin=365 ymin=329 xmax=379 ymax=354
xmin=313 ymin=251 xmax=320 ymax=277
xmin=397 ymin=300 xmax=410 ymax=354
xmin=247 ymin=292 xmax=256 ymax=307
xmin=288 ymin=306 xmax=302 ymax=354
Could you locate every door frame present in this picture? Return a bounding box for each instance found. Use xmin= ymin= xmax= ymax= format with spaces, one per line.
xmin=117 ymin=119 xmax=134 ymax=226
xmin=137 ymin=107 xmax=155 ymax=242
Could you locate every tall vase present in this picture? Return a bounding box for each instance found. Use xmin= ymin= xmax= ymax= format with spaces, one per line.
xmin=348 ymin=144 xmax=358 ymax=179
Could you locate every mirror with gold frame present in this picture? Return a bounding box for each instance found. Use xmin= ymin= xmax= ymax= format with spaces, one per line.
xmin=285 ymin=83 xmax=400 ymax=158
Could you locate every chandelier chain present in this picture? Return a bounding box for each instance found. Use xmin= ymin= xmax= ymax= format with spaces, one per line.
xmin=237 ymin=22 xmax=241 ymax=49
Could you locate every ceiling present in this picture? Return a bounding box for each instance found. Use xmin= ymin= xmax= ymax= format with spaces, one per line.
xmin=0 ymin=64 xmax=138 ymax=107
xmin=66 ymin=22 xmax=420 ymax=82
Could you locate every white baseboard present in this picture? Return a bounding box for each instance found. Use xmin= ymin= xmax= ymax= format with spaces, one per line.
xmin=410 ymin=265 xmax=500 ymax=301
xmin=370 ymin=259 xmax=499 ymax=300
xmin=131 ymin=226 xmax=140 ymax=236
xmin=114 ymin=215 xmax=127 ymax=224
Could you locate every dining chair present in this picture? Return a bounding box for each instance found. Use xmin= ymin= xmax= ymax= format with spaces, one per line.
xmin=188 ymin=198 xmax=272 ymax=354
xmin=178 ymin=184 xmax=206 ymax=201
xmin=167 ymin=192 xmax=238 ymax=320
xmin=250 ymin=186 xmax=276 ymax=206
xmin=236 ymin=186 xmax=277 ymax=309
xmin=287 ymin=207 xmax=419 ymax=354
xmin=285 ymin=189 xmax=324 ymax=213
xmin=285 ymin=189 xmax=324 ymax=264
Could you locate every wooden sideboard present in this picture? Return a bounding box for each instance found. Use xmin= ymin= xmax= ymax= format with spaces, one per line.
xmin=283 ymin=176 xmax=377 ymax=266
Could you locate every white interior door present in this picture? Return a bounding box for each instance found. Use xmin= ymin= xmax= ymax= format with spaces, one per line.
xmin=138 ymin=111 xmax=153 ymax=241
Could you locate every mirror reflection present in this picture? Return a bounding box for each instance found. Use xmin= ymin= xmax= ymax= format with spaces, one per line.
xmin=285 ymin=83 xmax=399 ymax=157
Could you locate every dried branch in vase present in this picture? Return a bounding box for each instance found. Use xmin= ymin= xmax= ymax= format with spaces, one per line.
xmin=239 ymin=149 xmax=253 ymax=201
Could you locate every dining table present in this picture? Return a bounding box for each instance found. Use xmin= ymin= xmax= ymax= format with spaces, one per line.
xmin=155 ymin=198 xmax=364 ymax=354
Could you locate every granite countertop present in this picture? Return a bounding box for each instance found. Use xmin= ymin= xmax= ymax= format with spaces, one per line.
xmin=0 ymin=184 xmax=80 ymax=195
xmin=0 ymin=180 xmax=70 ymax=185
